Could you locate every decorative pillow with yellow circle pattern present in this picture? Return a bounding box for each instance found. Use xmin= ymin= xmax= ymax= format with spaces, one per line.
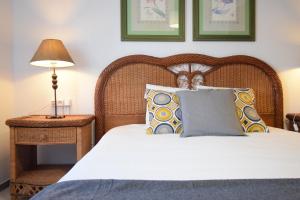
xmin=145 ymin=89 xmax=183 ymax=134
xmin=234 ymin=88 xmax=269 ymax=133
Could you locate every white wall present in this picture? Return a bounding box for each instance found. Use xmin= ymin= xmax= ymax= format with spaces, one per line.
xmin=10 ymin=0 xmax=300 ymax=163
xmin=0 ymin=0 xmax=13 ymax=184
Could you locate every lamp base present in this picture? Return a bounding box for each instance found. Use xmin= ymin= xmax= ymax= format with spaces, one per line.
xmin=45 ymin=115 xmax=65 ymax=119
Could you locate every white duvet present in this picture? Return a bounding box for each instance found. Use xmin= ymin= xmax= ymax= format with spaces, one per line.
xmin=60 ymin=124 xmax=300 ymax=182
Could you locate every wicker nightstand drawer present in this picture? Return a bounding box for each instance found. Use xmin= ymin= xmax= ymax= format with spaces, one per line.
xmin=15 ymin=127 xmax=77 ymax=145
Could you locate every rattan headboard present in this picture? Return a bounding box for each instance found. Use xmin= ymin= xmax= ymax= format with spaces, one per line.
xmin=95 ymin=54 xmax=283 ymax=142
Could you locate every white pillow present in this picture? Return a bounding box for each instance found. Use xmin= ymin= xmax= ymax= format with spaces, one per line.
xmin=144 ymin=84 xmax=188 ymax=96
xmin=196 ymin=85 xmax=231 ymax=90
xmin=144 ymin=84 xmax=188 ymax=127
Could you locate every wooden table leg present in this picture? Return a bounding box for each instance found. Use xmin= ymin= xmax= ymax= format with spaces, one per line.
xmin=76 ymin=124 xmax=92 ymax=161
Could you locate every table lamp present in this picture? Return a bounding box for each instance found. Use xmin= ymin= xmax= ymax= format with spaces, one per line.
xmin=30 ymin=39 xmax=74 ymax=119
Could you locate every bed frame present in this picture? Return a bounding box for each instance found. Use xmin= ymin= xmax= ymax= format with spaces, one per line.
xmin=95 ymin=54 xmax=283 ymax=142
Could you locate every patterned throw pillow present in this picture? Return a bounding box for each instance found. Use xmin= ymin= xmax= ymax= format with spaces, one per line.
xmin=144 ymin=84 xmax=188 ymax=127
xmin=234 ymin=88 xmax=269 ymax=133
xmin=145 ymin=89 xmax=183 ymax=134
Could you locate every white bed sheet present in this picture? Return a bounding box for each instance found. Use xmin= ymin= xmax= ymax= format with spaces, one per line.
xmin=60 ymin=124 xmax=300 ymax=182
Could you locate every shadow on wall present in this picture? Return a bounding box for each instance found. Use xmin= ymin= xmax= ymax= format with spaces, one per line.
xmin=0 ymin=79 xmax=13 ymax=183
xmin=0 ymin=128 xmax=9 ymax=184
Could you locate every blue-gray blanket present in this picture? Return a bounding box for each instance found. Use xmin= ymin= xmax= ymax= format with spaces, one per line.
xmin=31 ymin=179 xmax=300 ymax=200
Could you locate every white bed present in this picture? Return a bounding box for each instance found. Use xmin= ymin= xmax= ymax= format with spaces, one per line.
xmin=60 ymin=124 xmax=300 ymax=182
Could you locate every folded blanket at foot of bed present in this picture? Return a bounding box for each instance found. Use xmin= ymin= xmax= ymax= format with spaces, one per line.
xmin=31 ymin=179 xmax=300 ymax=200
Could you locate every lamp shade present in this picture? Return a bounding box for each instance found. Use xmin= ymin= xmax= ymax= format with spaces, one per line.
xmin=30 ymin=39 xmax=74 ymax=68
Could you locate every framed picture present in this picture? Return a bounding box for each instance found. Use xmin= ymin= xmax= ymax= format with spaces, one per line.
xmin=121 ymin=0 xmax=185 ymax=41
xmin=193 ymin=0 xmax=255 ymax=41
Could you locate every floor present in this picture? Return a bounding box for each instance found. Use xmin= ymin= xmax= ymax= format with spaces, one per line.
xmin=0 ymin=188 xmax=9 ymax=200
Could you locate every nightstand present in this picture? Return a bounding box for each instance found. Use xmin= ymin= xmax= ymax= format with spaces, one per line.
xmin=6 ymin=115 xmax=94 ymax=200
xmin=286 ymin=113 xmax=300 ymax=132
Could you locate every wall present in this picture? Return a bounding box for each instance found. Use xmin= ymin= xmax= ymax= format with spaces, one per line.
xmin=0 ymin=0 xmax=13 ymax=184
xmin=11 ymin=0 xmax=300 ymax=163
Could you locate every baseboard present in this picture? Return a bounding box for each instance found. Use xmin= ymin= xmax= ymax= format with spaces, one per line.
xmin=0 ymin=180 xmax=9 ymax=191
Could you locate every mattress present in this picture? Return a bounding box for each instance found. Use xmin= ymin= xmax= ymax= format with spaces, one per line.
xmin=60 ymin=124 xmax=300 ymax=182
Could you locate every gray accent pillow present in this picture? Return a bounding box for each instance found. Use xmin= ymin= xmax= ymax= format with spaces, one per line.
xmin=176 ymin=89 xmax=244 ymax=137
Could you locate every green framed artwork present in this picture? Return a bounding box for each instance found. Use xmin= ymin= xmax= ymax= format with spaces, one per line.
xmin=193 ymin=0 xmax=255 ymax=41
xmin=121 ymin=0 xmax=185 ymax=41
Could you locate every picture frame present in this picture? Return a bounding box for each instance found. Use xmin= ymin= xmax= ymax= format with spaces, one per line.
xmin=121 ymin=0 xmax=185 ymax=41
xmin=193 ymin=0 xmax=255 ymax=41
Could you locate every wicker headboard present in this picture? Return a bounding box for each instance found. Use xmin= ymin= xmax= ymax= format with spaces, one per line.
xmin=95 ymin=54 xmax=283 ymax=142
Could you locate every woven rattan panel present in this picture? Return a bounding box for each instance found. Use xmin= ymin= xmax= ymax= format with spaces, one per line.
xmin=205 ymin=64 xmax=275 ymax=126
xmin=11 ymin=182 xmax=44 ymax=199
xmin=104 ymin=63 xmax=177 ymax=131
xmin=15 ymin=127 xmax=76 ymax=145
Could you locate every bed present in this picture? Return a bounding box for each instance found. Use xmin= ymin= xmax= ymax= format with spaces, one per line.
xmin=32 ymin=54 xmax=300 ymax=200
